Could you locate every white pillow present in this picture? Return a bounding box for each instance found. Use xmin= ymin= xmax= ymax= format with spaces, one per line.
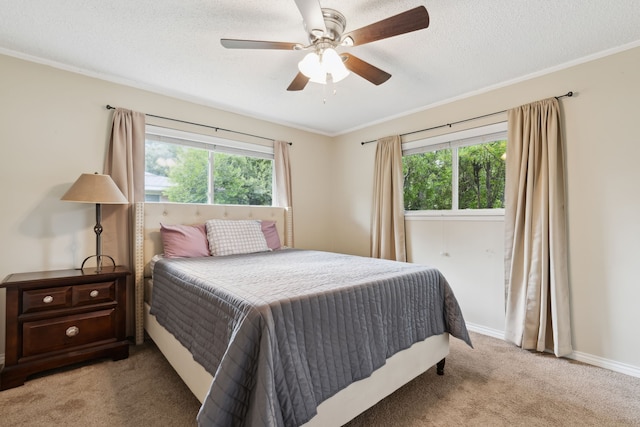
xmin=205 ymin=219 xmax=270 ymax=256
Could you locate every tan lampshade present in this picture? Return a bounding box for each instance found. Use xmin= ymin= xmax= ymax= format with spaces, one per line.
xmin=61 ymin=173 xmax=128 ymax=204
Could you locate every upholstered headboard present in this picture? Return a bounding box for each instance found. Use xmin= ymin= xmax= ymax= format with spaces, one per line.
xmin=132 ymin=202 xmax=293 ymax=344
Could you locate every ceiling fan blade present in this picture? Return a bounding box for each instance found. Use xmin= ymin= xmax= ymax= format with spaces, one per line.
xmin=294 ymin=0 xmax=327 ymax=38
xmin=341 ymin=6 xmax=429 ymax=47
xmin=287 ymin=72 xmax=310 ymax=91
xmin=221 ymin=39 xmax=301 ymax=50
xmin=342 ymin=53 xmax=391 ymax=86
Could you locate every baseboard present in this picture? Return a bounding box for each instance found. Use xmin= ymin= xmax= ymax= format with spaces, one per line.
xmin=465 ymin=322 xmax=504 ymax=340
xmin=569 ymin=350 xmax=640 ymax=378
xmin=465 ymin=322 xmax=640 ymax=379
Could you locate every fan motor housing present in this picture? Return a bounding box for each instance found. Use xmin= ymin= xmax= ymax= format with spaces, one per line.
xmin=309 ymin=8 xmax=346 ymax=43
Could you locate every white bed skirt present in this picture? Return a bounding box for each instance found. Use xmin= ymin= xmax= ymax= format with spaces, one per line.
xmin=144 ymin=303 xmax=449 ymax=426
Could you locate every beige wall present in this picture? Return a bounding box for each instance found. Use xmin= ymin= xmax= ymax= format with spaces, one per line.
xmin=332 ymin=46 xmax=640 ymax=373
xmin=2 ymin=45 xmax=640 ymax=375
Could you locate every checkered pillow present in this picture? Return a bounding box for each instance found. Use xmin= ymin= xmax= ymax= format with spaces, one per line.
xmin=205 ymin=219 xmax=270 ymax=256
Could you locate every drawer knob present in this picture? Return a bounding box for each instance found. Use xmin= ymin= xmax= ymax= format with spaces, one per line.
xmin=66 ymin=326 xmax=80 ymax=337
xmin=43 ymin=295 xmax=54 ymax=304
xmin=89 ymin=290 xmax=99 ymax=298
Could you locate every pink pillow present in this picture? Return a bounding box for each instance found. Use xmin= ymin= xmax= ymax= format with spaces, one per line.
xmin=261 ymin=221 xmax=282 ymax=250
xmin=160 ymin=223 xmax=210 ymax=258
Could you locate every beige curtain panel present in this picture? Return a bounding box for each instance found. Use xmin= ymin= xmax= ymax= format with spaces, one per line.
xmin=274 ymin=140 xmax=294 ymax=245
xmin=103 ymin=108 xmax=146 ymax=343
xmin=504 ymin=97 xmax=572 ymax=357
xmin=370 ymin=135 xmax=406 ymax=262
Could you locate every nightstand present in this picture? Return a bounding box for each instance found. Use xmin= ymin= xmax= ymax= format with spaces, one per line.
xmin=0 ymin=266 xmax=130 ymax=390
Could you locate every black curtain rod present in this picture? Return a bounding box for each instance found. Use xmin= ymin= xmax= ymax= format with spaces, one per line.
xmin=106 ymin=105 xmax=292 ymax=145
xmin=360 ymin=91 xmax=574 ymax=145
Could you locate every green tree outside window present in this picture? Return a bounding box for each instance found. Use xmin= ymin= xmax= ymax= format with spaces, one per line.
xmin=403 ymin=140 xmax=506 ymax=211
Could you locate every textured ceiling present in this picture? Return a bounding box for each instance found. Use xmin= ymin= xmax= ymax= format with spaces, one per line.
xmin=1 ymin=1 xmax=640 ymax=135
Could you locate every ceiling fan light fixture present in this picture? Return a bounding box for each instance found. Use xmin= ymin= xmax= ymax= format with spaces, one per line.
xmin=222 ymin=5 xmax=429 ymax=91
xmin=297 ymin=47 xmax=349 ymax=84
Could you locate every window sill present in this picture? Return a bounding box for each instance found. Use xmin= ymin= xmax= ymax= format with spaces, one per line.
xmin=405 ymin=209 xmax=505 ymax=221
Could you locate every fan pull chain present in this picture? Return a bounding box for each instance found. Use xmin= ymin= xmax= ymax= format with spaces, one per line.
xmin=323 ymin=73 xmax=338 ymax=104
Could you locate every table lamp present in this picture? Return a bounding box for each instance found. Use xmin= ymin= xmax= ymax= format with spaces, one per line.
xmin=61 ymin=172 xmax=128 ymax=272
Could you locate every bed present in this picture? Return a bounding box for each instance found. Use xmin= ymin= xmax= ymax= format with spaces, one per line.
xmin=133 ymin=202 xmax=471 ymax=426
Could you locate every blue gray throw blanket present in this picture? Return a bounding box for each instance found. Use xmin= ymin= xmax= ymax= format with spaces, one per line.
xmin=150 ymin=249 xmax=472 ymax=427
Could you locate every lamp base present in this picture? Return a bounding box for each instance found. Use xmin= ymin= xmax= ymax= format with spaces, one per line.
xmin=80 ymin=254 xmax=117 ymax=273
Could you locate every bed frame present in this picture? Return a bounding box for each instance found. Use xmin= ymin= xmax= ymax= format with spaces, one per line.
xmin=134 ymin=202 xmax=449 ymax=426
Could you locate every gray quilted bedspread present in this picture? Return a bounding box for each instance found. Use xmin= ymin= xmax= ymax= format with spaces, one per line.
xmin=150 ymin=249 xmax=472 ymax=427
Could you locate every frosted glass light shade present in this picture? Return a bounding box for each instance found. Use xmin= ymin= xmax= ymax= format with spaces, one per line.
xmin=321 ymin=48 xmax=349 ymax=83
xmin=298 ymin=51 xmax=324 ymax=82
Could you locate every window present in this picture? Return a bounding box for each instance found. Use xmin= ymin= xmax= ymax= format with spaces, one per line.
xmin=145 ymin=125 xmax=274 ymax=205
xmin=402 ymin=122 xmax=507 ymax=214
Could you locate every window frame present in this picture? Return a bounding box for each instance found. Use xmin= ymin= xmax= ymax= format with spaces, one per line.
xmin=145 ymin=125 xmax=275 ymax=205
xmin=402 ymin=122 xmax=507 ymax=219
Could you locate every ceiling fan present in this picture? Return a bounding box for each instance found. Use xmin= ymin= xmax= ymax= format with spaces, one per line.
xmin=220 ymin=0 xmax=430 ymax=91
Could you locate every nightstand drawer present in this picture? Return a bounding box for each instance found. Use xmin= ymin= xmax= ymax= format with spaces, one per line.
xmin=22 ymin=309 xmax=116 ymax=358
xmin=72 ymin=281 xmax=115 ymax=306
xmin=22 ymin=287 xmax=72 ymax=314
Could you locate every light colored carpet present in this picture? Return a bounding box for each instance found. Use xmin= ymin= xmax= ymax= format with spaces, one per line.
xmin=0 ymin=341 xmax=201 ymax=426
xmin=1 ymin=332 xmax=639 ymax=426
xmin=346 ymin=333 xmax=640 ymax=426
